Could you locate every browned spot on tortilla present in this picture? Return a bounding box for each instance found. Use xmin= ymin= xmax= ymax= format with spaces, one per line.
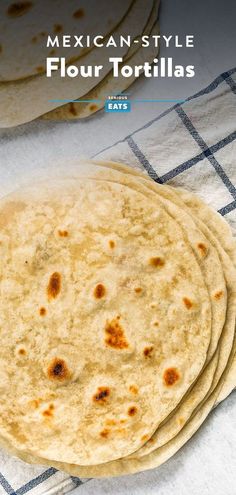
xmin=163 ymin=368 xmax=180 ymax=386
xmin=47 ymin=272 xmax=61 ymax=300
xmin=42 ymin=408 xmax=53 ymax=418
xmin=49 ymin=49 xmax=56 ymax=55
xmin=197 ymin=242 xmax=208 ymax=257
xmin=129 ymin=385 xmax=138 ymax=395
xmin=120 ymin=276 xmax=130 ymax=288
xmin=94 ymin=283 xmax=106 ymax=299
xmin=149 ymin=256 xmax=165 ymax=267
xmin=100 ymin=428 xmax=109 ymax=438
xmin=36 ymin=65 xmax=44 ymax=73
xmin=117 ymin=427 xmax=127 ymax=436
xmin=93 ymin=386 xmax=110 ymax=404
xmin=182 ymin=297 xmax=193 ymax=309
xmin=54 ymin=24 xmax=63 ymax=33
xmin=178 ymin=416 xmax=185 ymax=426
xmin=153 ymin=321 xmax=159 ymax=327
xmin=39 ymin=307 xmax=46 ymax=316
xmin=180 ymin=265 xmax=188 ymax=277
xmin=47 ymin=358 xmax=70 ymax=382
xmin=89 ymin=104 xmax=98 ymax=112
xmin=42 ymin=403 xmax=54 ymax=418
xmin=141 ymin=434 xmax=149 ymax=442
xmin=109 ymin=240 xmax=115 ymax=249
xmin=105 ymin=419 xmax=116 ymax=426
xmin=105 ymin=318 xmax=129 ymax=350
xmin=214 ymin=290 xmax=224 ymax=300
xmin=171 ymin=275 xmax=179 ymax=287
xmin=58 ymin=229 xmax=68 ymax=237
xmin=128 ymin=406 xmax=137 ymax=416
xmin=69 ymin=103 xmax=77 ymax=116
xmin=31 ymin=35 xmax=37 ymax=43
xmin=143 ymin=346 xmax=154 ymax=358
xmin=30 ymin=399 xmax=40 ymax=409
xmin=120 ymin=419 xmax=127 ymax=424
xmin=73 ymin=8 xmax=84 ymax=18
xmin=7 ymin=1 xmax=32 ymax=17
xmin=18 ymin=348 xmax=26 ymax=356
xmin=134 ymin=287 xmax=142 ymax=293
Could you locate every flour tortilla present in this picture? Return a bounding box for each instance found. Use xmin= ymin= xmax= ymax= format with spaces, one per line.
xmin=38 ymin=162 xmax=232 ymax=454
xmin=0 ymin=0 xmax=133 ymax=81
xmin=42 ymin=2 xmax=160 ymax=120
xmin=0 ymin=165 xmax=222 ymax=462
xmin=0 ymin=0 xmax=154 ymax=127
xmin=0 ymin=163 xmax=235 ymax=477
xmin=12 ymin=160 xmax=233 ymax=475
xmin=0 ymin=176 xmax=212 ymax=465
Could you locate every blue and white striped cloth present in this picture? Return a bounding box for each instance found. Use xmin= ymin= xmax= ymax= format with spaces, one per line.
xmin=0 ymin=67 xmax=235 ymax=495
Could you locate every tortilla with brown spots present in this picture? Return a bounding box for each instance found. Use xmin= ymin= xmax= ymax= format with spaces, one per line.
xmin=0 ymin=173 xmax=212 ymax=466
xmin=0 ymin=0 xmax=155 ymax=127
xmin=17 ymin=161 xmax=235 ymax=477
xmin=0 ymin=0 xmax=133 ymax=81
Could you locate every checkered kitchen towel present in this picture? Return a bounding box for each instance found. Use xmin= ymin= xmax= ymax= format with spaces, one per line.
xmin=0 ymin=67 xmax=235 ymax=495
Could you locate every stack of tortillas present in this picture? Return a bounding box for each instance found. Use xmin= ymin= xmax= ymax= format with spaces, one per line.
xmin=0 ymin=0 xmax=160 ymax=127
xmin=0 ymin=159 xmax=235 ymax=478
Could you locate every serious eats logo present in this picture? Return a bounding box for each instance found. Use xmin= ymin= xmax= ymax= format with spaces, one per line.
xmin=105 ymin=95 xmax=130 ymax=113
